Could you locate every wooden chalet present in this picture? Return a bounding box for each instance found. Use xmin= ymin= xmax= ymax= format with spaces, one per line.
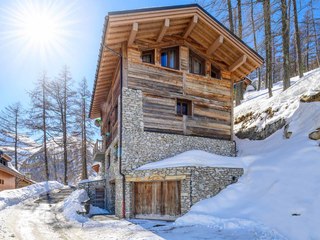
xmin=87 ymin=4 xmax=263 ymax=220
xmin=0 ymin=151 xmax=34 ymax=191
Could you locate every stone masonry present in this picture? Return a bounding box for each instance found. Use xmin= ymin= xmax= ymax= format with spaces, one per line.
xmin=125 ymin=166 xmax=243 ymax=218
xmin=120 ymin=87 xmax=242 ymax=218
xmin=121 ymin=88 xmax=236 ymax=173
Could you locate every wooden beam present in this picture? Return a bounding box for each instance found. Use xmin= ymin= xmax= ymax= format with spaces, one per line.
xmin=207 ymin=35 xmax=224 ymax=55
xmin=183 ymin=15 xmax=198 ymax=39
xmin=228 ymin=55 xmax=247 ymax=72
xmin=157 ymin=18 xmax=170 ymax=42
xmin=128 ymin=22 xmax=138 ymax=47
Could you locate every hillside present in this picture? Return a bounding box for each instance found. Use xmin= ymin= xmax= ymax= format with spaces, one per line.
xmin=19 ymin=137 xmax=95 ymax=185
xmin=176 ymin=69 xmax=320 ymax=240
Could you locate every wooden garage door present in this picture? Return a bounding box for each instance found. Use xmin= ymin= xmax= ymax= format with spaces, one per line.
xmin=134 ymin=181 xmax=181 ymax=218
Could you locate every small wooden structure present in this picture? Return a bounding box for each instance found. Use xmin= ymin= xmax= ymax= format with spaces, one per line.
xmin=0 ymin=151 xmax=34 ymax=191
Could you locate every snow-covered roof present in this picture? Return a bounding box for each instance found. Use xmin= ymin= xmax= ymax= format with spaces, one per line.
xmin=136 ymin=150 xmax=244 ymax=170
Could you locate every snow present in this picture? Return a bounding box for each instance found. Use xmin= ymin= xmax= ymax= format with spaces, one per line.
xmin=235 ymin=68 xmax=320 ymax=131
xmin=0 ymin=181 xmax=63 ymax=210
xmin=137 ymin=150 xmax=244 ymax=170
xmin=177 ymin=69 xmax=320 ymax=240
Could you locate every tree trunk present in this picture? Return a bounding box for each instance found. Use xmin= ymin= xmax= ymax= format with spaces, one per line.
xmin=81 ymin=95 xmax=88 ymax=180
xmin=292 ymin=0 xmax=303 ymax=78
xmin=227 ymin=0 xmax=234 ymax=33
xmin=42 ymin=77 xmax=49 ymax=181
xmin=63 ymin=72 xmax=68 ymax=185
xmin=237 ymin=0 xmax=242 ymax=39
xmin=263 ymin=0 xmax=273 ymax=97
xmin=250 ymin=0 xmax=261 ymax=90
xmin=281 ymin=0 xmax=291 ymax=90
xmin=14 ymin=113 xmax=18 ymax=169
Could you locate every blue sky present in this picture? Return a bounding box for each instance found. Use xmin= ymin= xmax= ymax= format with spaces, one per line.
xmin=0 ymin=0 xmax=194 ymax=110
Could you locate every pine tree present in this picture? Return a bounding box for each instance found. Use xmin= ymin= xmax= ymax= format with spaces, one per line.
xmin=292 ymin=0 xmax=303 ymax=78
xmin=281 ymin=0 xmax=290 ymax=90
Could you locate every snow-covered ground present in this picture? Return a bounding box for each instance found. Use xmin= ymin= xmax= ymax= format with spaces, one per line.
xmin=0 ymin=69 xmax=319 ymax=239
xmin=177 ymin=70 xmax=320 ymax=240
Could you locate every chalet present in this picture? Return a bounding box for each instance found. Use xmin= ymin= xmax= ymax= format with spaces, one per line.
xmin=84 ymin=4 xmax=263 ymax=220
xmin=0 ymin=150 xmax=34 ymax=191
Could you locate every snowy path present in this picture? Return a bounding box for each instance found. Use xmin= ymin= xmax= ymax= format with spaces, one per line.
xmin=0 ymin=195 xmax=271 ymax=240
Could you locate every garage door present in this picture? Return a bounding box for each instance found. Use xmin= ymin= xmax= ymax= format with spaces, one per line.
xmin=134 ymin=181 xmax=181 ymax=219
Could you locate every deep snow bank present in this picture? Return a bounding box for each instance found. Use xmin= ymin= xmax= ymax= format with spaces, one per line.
xmin=59 ymin=189 xmax=109 ymax=224
xmin=0 ymin=181 xmax=63 ymax=210
xmin=177 ymin=101 xmax=320 ymax=239
xmin=235 ymin=68 xmax=320 ymax=139
xmin=137 ymin=150 xmax=244 ymax=170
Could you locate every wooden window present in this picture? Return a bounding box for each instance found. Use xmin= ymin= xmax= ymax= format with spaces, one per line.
xmin=161 ymin=47 xmax=179 ymax=69
xmin=189 ymin=51 xmax=205 ymax=75
xmin=211 ymin=64 xmax=221 ymax=79
xmin=176 ymin=99 xmax=192 ymax=116
xmin=141 ymin=50 xmax=154 ymax=64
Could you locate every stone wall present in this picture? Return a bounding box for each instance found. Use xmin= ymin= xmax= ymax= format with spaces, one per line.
xmin=121 ymin=88 xmax=236 ymax=172
xmin=125 ymin=166 xmax=243 ymax=218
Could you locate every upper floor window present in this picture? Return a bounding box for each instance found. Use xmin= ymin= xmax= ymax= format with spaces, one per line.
xmin=211 ymin=64 xmax=221 ymax=79
xmin=176 ymin=99 xmax=192 ymax=116
xmin=0 ymin=158 xmax=7 ymax=166
xmin=141 ymin=50 xmax=154 ymax=64
xmin=161 ymin=47 xmax=179 ymax=69
xmin=189 ymin=51 xmax=205 ymax=75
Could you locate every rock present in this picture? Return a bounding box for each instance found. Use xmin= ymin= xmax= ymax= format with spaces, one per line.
xmin=236 ymin=118 xmax=286 ymax=140
xmin=300 ymin=92 xmax=320 ymax=102
xmin=283 ymin=124 xmax=292 ymax=139
xmin=309 ymin=129 xmax=320 ymax=140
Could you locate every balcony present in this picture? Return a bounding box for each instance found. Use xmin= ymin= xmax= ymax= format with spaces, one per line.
xmin=93 ymin=140 xmax=105 ymax=162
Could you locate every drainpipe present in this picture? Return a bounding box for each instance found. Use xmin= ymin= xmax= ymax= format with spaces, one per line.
xmin=103 ymin=44 xmax=126 ymax=218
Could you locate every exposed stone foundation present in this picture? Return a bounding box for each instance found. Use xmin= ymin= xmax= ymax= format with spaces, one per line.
xmin=125 ymin=166 xmax=243 ymax=218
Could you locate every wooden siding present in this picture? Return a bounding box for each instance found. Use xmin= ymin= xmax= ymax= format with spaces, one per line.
xmin=134 ymin=181 xmax=181 ymax=218
xmin=127 ymin=48 xmax=232 ymax=139
xmin=101 ymin=62 xmax=120 ymax=149
xmin=0 ymin=171 xmax=15 ymax=191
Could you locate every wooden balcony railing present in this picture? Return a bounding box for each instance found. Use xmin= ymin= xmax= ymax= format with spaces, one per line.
xmin=93 ymin=140 xmax=105 ymax=162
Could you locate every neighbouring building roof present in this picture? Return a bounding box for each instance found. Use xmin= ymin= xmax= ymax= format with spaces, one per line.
xmin=90 ymin=4 xmax=264 ymax=118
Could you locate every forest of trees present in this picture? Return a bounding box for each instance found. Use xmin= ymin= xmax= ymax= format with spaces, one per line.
xmin=0 ymin=67 xmax=95 ymax=184
xmin=200 ymin=0 xmax=319 ymax=104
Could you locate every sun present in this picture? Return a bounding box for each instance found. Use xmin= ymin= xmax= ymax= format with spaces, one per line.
xmin=22 ymin=11 xmax=59 ymax=45
xmin=1 ymin=0 xmax=77 ymax=60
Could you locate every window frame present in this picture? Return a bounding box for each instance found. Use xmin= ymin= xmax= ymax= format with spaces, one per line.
xmin=189 ymin=50 xmax=205 ymax=75
xmin=176 ymin=99 xmax=192 ymax=116
xmin=211 ymin=64 xmax=222 ymax=79
xmin=141 ymin=50 xmax=155 ymax=64
xmin=160 ymin=46 xmax=180 ymax=70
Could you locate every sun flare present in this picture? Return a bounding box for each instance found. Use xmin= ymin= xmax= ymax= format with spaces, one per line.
xmin=2 ymin=0 xmax=76 ymax=60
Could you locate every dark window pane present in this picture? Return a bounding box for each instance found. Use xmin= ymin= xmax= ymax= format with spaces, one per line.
xmin=182 ymin=103 xmax=188 ymax=115
xmin=177 ymin=102 xmax=181 ymax=115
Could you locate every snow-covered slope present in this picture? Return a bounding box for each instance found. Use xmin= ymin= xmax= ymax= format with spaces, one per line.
xmin=235 ymin=68 xmax=320 ymax=139
xmin=0 ymin=181 xmax=63 ymax=210
xmin=177 ymin=70 xmax=320 ymax=240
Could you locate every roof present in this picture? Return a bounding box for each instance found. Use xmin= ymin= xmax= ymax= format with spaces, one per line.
xmin=0 ymin=151 xmax=12 ymax=162
xmin=0 ymin=164 xmax=35 ymax=184
xmin=90 ymin=4 xmax=264 ymax=118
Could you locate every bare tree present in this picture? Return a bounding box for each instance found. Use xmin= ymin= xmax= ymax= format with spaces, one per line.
xmin=292 ymin=0 xmax=303 ymax=78
xmin=74 ymin=78 xmax=94 ymax=180
xmin=49 ymin=66 xmax=75 ymax=185
xmin=281 ymin=0 xmax=290 ymax=90
xmin=27 ymin=74 xmax=51 ymax=181
xmin=0 ymin=102 xmax=30 ymax=169
xmin=262 ymin=0 xmax=273 ymax=97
